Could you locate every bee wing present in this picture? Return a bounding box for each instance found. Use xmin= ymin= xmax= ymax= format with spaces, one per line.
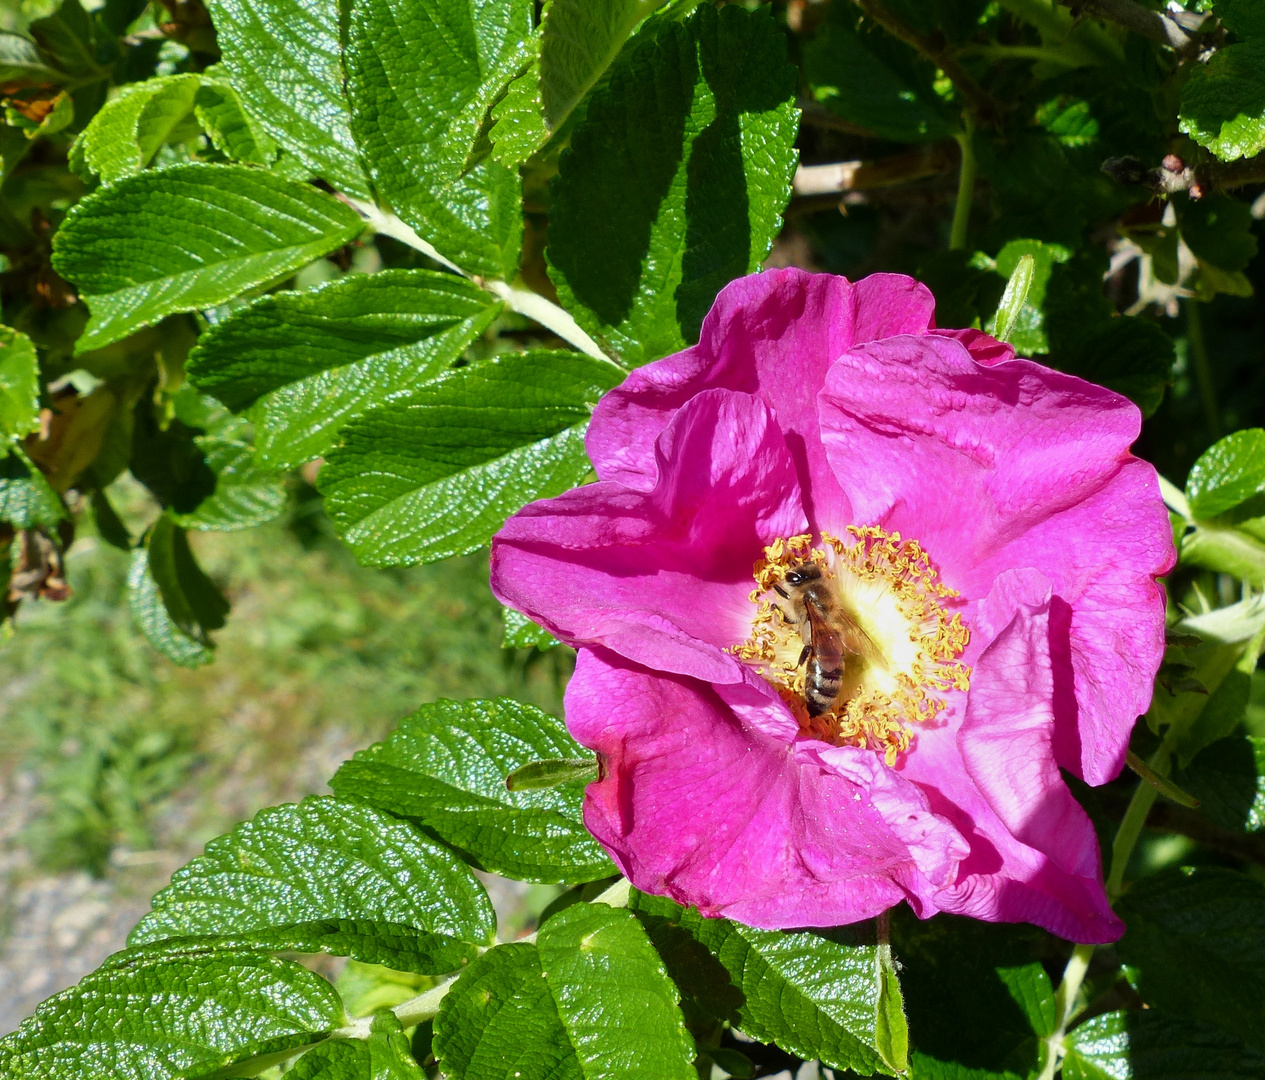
xmin=837 ymin=611 xmax=880 ymax=661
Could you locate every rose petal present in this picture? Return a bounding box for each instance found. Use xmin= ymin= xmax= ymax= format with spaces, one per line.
xmin=898 ymin=574 xmax=1122 ymax=943
xmin=586 ymin=268 xmax=936 ymax=530
xmin=819 ymin=333 xmax=1174 ymax=782
xmin=568 ymin=648 xmax=966 ymax=929
xmin=491 ymin=389 xmax=806 ymax=684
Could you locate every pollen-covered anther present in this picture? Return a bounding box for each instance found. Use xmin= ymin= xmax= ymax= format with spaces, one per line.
xmin=732 ymin=525 xmax=971 ymax=765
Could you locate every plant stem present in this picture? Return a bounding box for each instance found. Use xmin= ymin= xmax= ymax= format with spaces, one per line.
xmin=348 ymin=199 xmax=615 ymax=365
xmin=950 ymin=116 xmax=976 ymax=251
xmin=1037 ymin=740 xmax=1173 ymax=1079
xmin=1186 ymin=298 xmax=1222 ymax=443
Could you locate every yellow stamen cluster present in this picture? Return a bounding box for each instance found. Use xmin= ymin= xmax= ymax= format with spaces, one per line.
xmin=732 ymin=526 xmax=971 ymax=765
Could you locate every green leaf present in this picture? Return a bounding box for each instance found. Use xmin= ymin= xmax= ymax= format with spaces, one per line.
xmin=206 ymin=0 xmax=370 ymax=196
xmin=875 ymin=942 xmax=909 ymax=1075
xmin=293 ymin=1040 xmax=372 ymax=1080
xmin=1116 ymin=866 xmax=1265 ymax=1052
xmin=1188 ymin=429 xmax=1265 ymax=519
xmin=28 ymin=0 xmax=104 ymax=82
xmin=1175 ymin=735 xmax=1265 ymax=834
xmin=536 ymin=903 xmax=695 ymax=1079
xmin=990 ymin=254 xmax=1035 ymax=347
xmin=980 ymin=239 xmax=1071 ymax=356
xmin=1051 ymin=315 xmax=1174 ymax=418
xmin=1177 ymin=193 xmax=1259 ymax=273
xmin=506 ymin=758 xmax=598 ymax=791
xmin=329 ymin=697 xmax=615 ymax=883
xmin=0 ymin=450 xmax=64 ymax=528
xmin=0 ymin=947 xmax=344 ymax=1080
xmin=0 ymin=31 xmax=64 ymax=85
xmin=187 ymin=270 xmax=500 ymax=471
xmin=369 ymin=1012 xmax=428 ymax=1080
xmin=539 ymin=0 xmax=661 ymax=133
xmin=0 ymin=325 xmax=40 ymax=442
xmin=488 ymin=61 xmax=548 ymax=168
xmin=128 ymin=512 xmax=228 ymax=667
xmin=434 ymin=906 xmax=695 ymax=1080
xmin=1179 ymin=41 xmax=1265 ymax=162
xmin=74 ymin=74 xmax=201 ymax=185
xmin=433 ymin=943 xmax=571 ymax=1080
xmin=173 ymin=437 xmax=287 ymax=531
xmin=194 ymin=79 xmax=278 ymax=165
xmin=889 ymin=909 xmax=1053 ymax=1079
xmin=52 ymin=164 xmax=365 ymax=353
xmin=345 ymin=0 xmax=530 ymax=276
xmin=802 ymin=9 xmax=954 ymax=142
xmin=130 ymin=795 xmax=495 ymax=973
xmin=629 ymin=891 xmax=892 ymax=1076
xmin=1217 ymin=0 xmax=1265 ymax=41
xmin=317 ymin=350 xmax=619 ymax=566
xmin=1171 ymin=626 xmax=1265 ymax=768
xmin=1064 ymin=1010 xmax=1265 ymax=1079
xmin=502 ymin=606 xmax=559 ymax=650
xmin=547 ymin=3 xmax=798 ymax=367
xmin=346 ymin=0 xmax=533 ymax=189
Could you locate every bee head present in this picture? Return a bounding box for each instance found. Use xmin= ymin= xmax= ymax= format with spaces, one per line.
xmin=784 ymin=563 xmax=821 ymax=586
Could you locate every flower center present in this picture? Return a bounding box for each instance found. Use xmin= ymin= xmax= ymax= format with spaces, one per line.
xmin=732 ymin=527 xmax=971 ymax=765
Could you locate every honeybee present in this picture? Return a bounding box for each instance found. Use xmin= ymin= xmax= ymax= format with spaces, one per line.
xmin=774 ymin=563 xmax=876 ymax=716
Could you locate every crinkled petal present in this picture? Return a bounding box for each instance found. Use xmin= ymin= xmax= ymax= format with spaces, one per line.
xmin=491 ymin=389 xmax=806 ymax=684
xmin=819 ymin=334 xmax=1174 ymax=783
xmin=567 ymin=648 xmax=969 ymax=929
xmin=586 ymin=268 xmax=935 ymax=530
xmin=899 ymin=573 xmax=1122 ymax=943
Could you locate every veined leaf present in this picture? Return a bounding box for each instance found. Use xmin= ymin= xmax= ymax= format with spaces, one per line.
xmin=368 ymin=1013 xmax=427 ymax=1080
xmin=206 ymin=0 xmax=370 ymax=195
xmin=1188 ymin=429 xmax=1265 ymax=520
xmin=487 ymin=61 xmax=548 ymax=168
xmin=128 ymin=512 xmax=228 ymax=667
xmin=317 ymin=350 xmax=620 ymax=566
xmin=0 ymin=948 xmax=343 ymax=1080
xmin=73 ymin=73 xmax=201 ymax=184
xmin=346 ymin=0 xmax=532 ymax=190
xmin=547 ymin=3 xmax=798 ymax=366
xmin=1063 ymin=1010 xmax=1265 ymax=1080
xmin=292 ymin=1041 xmax=371 ymax=1080
xmin=346 ymin=0 xmax=530 ymax=277
xmin=0 ymin=450 xmax=64 ymax=529
xmin=501 ymin=606 xmax=559 ymax=650
xmin=173 ymin=437 xmax=287 ymax=532
xmin=130 ymin=795 xmax=495 ymax=973
xmin=1179 ymin=41 xmax=1265 ymax=162
xmin=434 ymin=905 xmax=695 ymax=1080
xmin=187 ymin=270 xmax=500 ymax=471
xmin=53 ymin=164 xmax=365 ymax=353
xmin=329 ymin=697 xmax=614 ymax=883
xmin=629 ymin=891 xmax=892 ymax=1076
xmin=1116 ymin=866 xmax=1265 ymax=1052
xmin=0 ymin=325 xmax=40 ymax=442
xmin=539 ymin=0 xmax=663 ymax=133
xmin=194 ymin=79 xmax=278 ymax=165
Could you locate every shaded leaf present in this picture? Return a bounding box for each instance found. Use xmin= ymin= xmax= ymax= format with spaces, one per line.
xmin=547 ymin=3 xmax=798 ymax=366
xmin=1179 ymin=41 xmax=1265 ymax=162
xmin=0 ymin=325 xmax=40 ymax=442
xmin=1064 ymin=1009 xmax=1265 ymax=1080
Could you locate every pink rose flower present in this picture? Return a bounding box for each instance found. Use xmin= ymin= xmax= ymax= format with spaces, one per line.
xmin=490 ymin=269 xmax=1174 ymax=943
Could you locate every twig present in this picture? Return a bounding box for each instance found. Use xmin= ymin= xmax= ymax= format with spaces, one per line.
xmin=797 ymin=100 xmax=878 ymax=137
xmin=792 ymin=141 xmax=959 ymax=196
xmin=851 ymin=0 xmax=1002 ymax=122
xmin=1057 ymin=0 xmax=1212 ymax=53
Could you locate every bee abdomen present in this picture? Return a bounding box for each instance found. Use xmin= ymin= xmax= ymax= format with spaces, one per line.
xmin=805 ymin=658 xmax=843 ymax=717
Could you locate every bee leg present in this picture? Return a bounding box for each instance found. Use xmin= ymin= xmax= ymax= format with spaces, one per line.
xmin=797 ymin=644 xmax=810 ymax=667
